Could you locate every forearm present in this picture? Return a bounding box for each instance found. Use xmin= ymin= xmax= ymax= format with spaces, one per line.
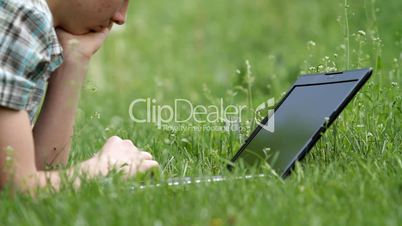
xmin=33 ymin=56 xmax=89 ymax=169
xmin=9 ymin=155 xmax=105 ymax=193
xmin=32 ymin=26 xmax=112 ymax=169
xmin=0 ymin=112 xmax=157 ymax=194
xmin=0 ymin=108 xmax=92 ymax=192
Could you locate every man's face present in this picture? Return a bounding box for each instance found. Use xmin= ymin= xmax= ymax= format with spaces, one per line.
xmin=58 ymin=0 xmax=129 ymax=35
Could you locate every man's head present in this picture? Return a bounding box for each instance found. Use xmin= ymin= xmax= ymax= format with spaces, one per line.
xmin=49 ymin=0 xmax=129 ymax=35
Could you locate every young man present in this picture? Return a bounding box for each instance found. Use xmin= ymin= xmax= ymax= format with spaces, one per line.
xmin=0 ymin=0 xmax=159 ymax=192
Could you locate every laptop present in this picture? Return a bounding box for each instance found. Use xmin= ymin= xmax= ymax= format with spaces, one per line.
xmin=135 ymin=68 xmax=373 ymax=189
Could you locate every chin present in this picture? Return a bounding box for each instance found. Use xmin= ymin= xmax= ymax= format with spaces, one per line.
xmin=58 ymin=24 xmax=91 ymax=35
xmin=67 ymin=29 xmax=92 ymax=35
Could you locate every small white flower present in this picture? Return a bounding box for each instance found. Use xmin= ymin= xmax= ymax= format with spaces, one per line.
xmin=307 ymin=40 xmax=316 ymax=47
xmin=357 ymin=30 xmax=366 ymax=36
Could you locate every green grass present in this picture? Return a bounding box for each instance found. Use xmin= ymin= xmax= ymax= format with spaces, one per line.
xmin=1 ymin=0 xmax=402 ymax=225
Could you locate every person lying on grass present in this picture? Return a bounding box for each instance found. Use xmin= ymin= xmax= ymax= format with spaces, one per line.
xmin=0 ymin=0 xmax=159 ymax=193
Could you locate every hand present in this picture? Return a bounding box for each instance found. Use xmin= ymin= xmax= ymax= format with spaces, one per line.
xmin=87 ymin=136 xmax=159 ymax=177
xmin=55 ymin=26 xmax=112 ymax=62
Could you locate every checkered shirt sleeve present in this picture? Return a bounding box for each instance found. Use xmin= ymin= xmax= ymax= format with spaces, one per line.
xmin=0 ymin=0 xmax=63 ymax=123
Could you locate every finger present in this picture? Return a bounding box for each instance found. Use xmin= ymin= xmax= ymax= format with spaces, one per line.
xmin=123 ymin=139 xmax=136 ymax=148
xmin=138 ymin=160 xmax=160 ymax=172
xmin=122 ymin=160 xmax=159 ymax=177
xmin=108 ymin=136 xmax=122 ymax=144
xmin=139 ymin=151 xmax=153 ymax=160
xmin=104 ymin=136 xmax=122 ymax=148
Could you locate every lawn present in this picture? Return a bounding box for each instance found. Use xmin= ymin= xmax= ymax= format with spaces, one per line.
xmin=1 ymin=0 xmax=401 ymax=225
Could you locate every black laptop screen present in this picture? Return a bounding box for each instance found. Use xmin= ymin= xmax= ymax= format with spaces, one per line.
xmin=237 ymin=80 xmax=357 ymax=176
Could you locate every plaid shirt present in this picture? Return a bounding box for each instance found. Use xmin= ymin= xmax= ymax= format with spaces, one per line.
xmin=0 ymin=0 xmax=63 ymax=124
